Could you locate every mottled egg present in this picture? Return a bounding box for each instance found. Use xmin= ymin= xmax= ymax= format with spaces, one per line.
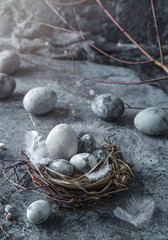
xmin=78 ymin=134 xmax=96 ymax=153
xmin=48 ymin=159 xmax=74 ymax=177
xmin=134 ymin=107 xmax=168 ymax=135
xmin=91 ymin=94 xmax=125 ymax=121
xmin=0 ymin=73 xmax=16 ymax=99
xmin=46 ymin=123 xmax=78 ymax=160
xmin=23 ymin=87 xmax=57 ymax=115
xmin=70 ymin=153 xmax=97 ymax=173
xmin=27 ymin=200 xmax=51 ymax=224
xmin=0 ymin=50 xmax=20 ymax=74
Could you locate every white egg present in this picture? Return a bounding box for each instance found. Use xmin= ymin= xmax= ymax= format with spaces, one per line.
xmin=23 ymin=87 xmax=57 ymax=115
xmin=70 ymin=153 xmax=97 ymax=173
xmin=134 ymin=107 xmax=168 ymax=135
xmin=27 ymin=200 xmax=51 ymax=224
xmin=46 ymin=123 xmax=78 ymax=160
xmin=0 ymin=50 xmax=20 ymax=74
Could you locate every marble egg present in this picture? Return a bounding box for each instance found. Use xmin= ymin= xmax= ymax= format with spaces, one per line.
xmin=91 ymin=94 xmax=125 ymax=121
xmin=48 ymin=159 xmax=74 ymax=178
xmin=46 ymin=123 xmax=78 ymax=160
xmin=27 ymin=200 xmax=51 ymax=224
xmin=78 ymin=134 xmax=96 ymax=153
xmin=134 ymin=107 xmax=168 ymax=135
xmin=70 ymin=153 xmax=97 ymax=173
xmin=0 ymin=73 xmax=16 ymax=99
xmin=92 ymin=149 xmax=108 ymax=163
xmin=0 ymin=50 xmax=20 ymax=74
xmin=23 ymin=87 xmax=57 ymax=115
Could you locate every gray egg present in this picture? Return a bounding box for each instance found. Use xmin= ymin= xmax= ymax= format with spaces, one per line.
xmin=27 ymin=200 xmax=51 ymax=224
xmin=46 ymin=123 xmax=78 ymax=160
xmin=92 ymin=149 xmax=108 ymax=163
xmin=23 ymin=87 xmax=57 ymax=115
xmin=0 ymin=50 xmax=20 ymax=74
xmin=0 ymin=73 xmax=16 ymax=99
xmin=134 ymin=107 xmax=168 ymax=135
xmin=70 ymin=153 xmax=97 ymax=173
xmin=91 ymin=94 xmax=125 ymax=121
xmin=48 ymin=159 xmax=74 ymax=178
xmin=78 ymin=134 xmax=96 ymax=153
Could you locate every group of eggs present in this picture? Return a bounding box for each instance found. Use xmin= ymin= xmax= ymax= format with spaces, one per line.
xmin=45 ymin=123 xmax=107 ymax=177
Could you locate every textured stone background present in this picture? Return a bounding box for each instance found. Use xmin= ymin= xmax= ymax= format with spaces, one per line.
xmin=0 ymin=1 xmax=168 ymax=239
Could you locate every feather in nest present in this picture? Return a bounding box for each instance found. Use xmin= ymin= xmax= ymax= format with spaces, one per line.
xmin=86 ymin=162 xmax=111 ymax=181
xmin=24 ymin=130 xmax=51 ymax=167
xmin=113 ymin=197 xmax=155 ymax=227
xmin=71 ymin=120 xmax=108 ymax=145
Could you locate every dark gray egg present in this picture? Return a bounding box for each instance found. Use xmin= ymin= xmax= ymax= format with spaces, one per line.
xmin=78 ymin=134 xmax=96 ymax=153
xmin=91 ymin=94 xmax=125 ymax=121
xmin=48 ymin=159 xmax=74 ymax=177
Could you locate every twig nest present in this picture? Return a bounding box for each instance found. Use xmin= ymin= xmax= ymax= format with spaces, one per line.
xmin=46 ymin=123 xmax=78 ymax=160
xmin=0 ymin=50 xmax=20 ymax=74
xmin=23 ymin=87 xmax=57 ymax=115
xmin=48 ymin=159 xmax=74 ymax=177
xmin=91 ymin=94 xmax=125 ymax=121
xmin=70 ymin=153 xmax=97 ymax=173
xmin=78 ymin=134 xmax=96 ymax=153
xmin=134 ymin=107 xmax=168 ymax=135
xmin=27 ymin=200 xmax=51 ymax=224
xmin=92 ymin=149 xmax=108 ymax=163
xmin=0 ymin=73 xmax=16 ymax=99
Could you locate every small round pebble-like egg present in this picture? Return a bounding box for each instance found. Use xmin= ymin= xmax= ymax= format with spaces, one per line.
xmin=91 ymin=94 xmax=125 ymax=121
xmin=78 ymin=134 xmax=96 ymax=153
xmin=92 ymin=149 xmax=108 ymax=163
xmin=48 ymin=159 xmax=74 ymax=177
xmin=70 ymin=153 xmax=97 ymax=173
xmin=134 ymin=107 xmax=168 ymax=135
xmin=27 ymin=200 xmax=51 ymax=224
xmin=46 ymin=123 xmax=78 ymax=160
xmin=0 ymin=73 xmax=16 ymax=99
xmin=23 ymin=87 xmax=57 ymax=115
xmin=0 ymin=50 xmax=20 ymax=74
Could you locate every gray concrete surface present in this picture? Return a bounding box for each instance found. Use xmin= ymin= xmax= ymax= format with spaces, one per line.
xmin=0 ymin=55 xmax=168 ymax=239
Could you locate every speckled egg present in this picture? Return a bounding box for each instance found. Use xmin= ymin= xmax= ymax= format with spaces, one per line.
xmin=92 ymin=149 xmax=108 ymax=163
xmin=0 ymin=50 xmax=20 ymax=74
xmin=134 ymin=107 xmax=168 ymax=135
xmin=78 ymin=134 xmax=96 ymax=153
xmin=0 ymin=73 xmax=16 ymax=99
xmin=91 ymin=94 xmax=125 ymax=121
xmin=46 ymin=123 xmax=78 ymax=160
xmin=23 ymin=87 xmax=57 ymax=115
xmin=27 ymin=200 xmax=51 ymax=224
xmin=48 ymin=159 xmax=74 ymax=177
xmin=70 ymin=153 xmax=97 ymax=173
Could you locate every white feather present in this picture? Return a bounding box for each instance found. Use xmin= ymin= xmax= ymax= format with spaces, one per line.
xmin=114 ymin=197 xmax=155 ymax=227
xmin=71 ymin=120 xmax=108 ymax=144
xmin=86 ymin=162 xmax=111 ymax=181
xmin=24 ymin=130 xmax=51 ymax=167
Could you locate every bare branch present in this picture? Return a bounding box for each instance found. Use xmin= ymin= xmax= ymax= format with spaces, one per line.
xmin=151 ymin=0 xmax=165 ymax=64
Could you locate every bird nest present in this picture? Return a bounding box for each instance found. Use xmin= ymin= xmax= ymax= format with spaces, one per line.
xmin=4 ymin=139 xmax=133 ymax=209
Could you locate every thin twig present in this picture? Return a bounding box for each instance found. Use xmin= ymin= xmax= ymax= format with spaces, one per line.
xmin=44 ymin=0 xmax=152 ymax=65
xmin=151 ymin=0 xmax=165 ymax=64
xmin=0 ymin=220 xmax=10 ymax=239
